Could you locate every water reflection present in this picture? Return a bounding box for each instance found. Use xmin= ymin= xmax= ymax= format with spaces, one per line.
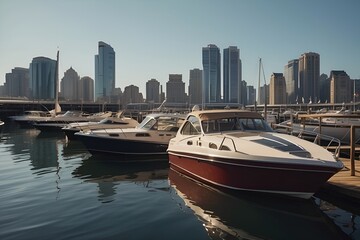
xmin=314 ymin=193 xmax=360 ymax=239
xmin=73 ymin=155 xmax=169 ymax=203
xmin=169 ymin=169 xmax=350 ymax=240
xmin=62 ymin=139 xmax=89 ymax=159
xmin=1 ymin=124 xmax=63 ymax=171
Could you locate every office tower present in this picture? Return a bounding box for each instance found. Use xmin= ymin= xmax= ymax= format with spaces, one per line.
xmin=298 ymin=52 xmax=320 ymax=103
xmin=29 ymin=56 xmax=57 ymax=100
xmin=330 ymin=70 xmax=351 ymax=103
xmin=240 ymin=80 xmax=247 ymax=105
xmin=95 ymin=41 xmax=115 ymax=102
xmin=188 ymin=68 xmax=202 ymax=105
xmin=319 ymin=73 xmax=330 ymax=103
xmin=60 ymin=67 xmax=80 ymax=101
xmin=353 ymin=79 xmax=360 ymax=103
xmin=166 ymin=74 xmax=186 ymax=103
xmin=269 ymin=73 xmax=286 ymax=104
xmin=4 ymin=67 xmax=29 ymax=98
xmin=79 ymin=76 xmax=94 ymax=102
xmin=223 ymin=46 xmax=242 ymax=104
xmin=284 ymin=59 xmax=299 ymax=104
xmin=122 ymin=84 xmax=143 ymax=107
xmin=160 ymin=85 xmax=165 ymax=103
xmin=146 ymin=79 xmax=160 ymax=103
xmin=259 ymin=84 xmax=269 ymax=105
xmin=202 ymin=44 xmax=221 ymax=104
xmin=246 ymin=85 xmax=256 ymax=105
xmin=0 ymin=86 xmax=4 ymax=96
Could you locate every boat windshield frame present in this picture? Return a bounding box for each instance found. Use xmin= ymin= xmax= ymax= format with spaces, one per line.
xmin=179 ymin=113 xmax=273 ymax=136
xmin=137 ymin=115 xmax=184 ymax=131
xmin=200 ymin=116 xmax=273 ymax=134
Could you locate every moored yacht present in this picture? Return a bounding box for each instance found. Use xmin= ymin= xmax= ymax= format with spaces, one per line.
xmin=10 ymin=110 xmax=53 ymax=127
xmin=75 ymin=113 xmax=185 ymax=160
xmin=62 ymin=111 xmax=139 ymax=140
xmin=278 ymin=108 xmax=360 ymax=144
xmin=167 ymin=109 xmax=343 ymax=199
xmin=32 ymin=111 xmax=112 ymax=132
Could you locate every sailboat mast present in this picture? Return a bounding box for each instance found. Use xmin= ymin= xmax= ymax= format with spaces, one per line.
xmin=257 ymin=58 xmax=261 ymax=106
xmin=54 ymin=50 xmax=61 ymax=114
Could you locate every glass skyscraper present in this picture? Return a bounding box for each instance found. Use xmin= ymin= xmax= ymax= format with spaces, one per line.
xmin=202 ymin=44 xmax=221 ymax=104
xmin=146 ymin=78 xmax=160 ymax=103
xmin=223 ymin=46 xmax=241 ymax=104
xmin=298 ymin=52 xmax=320 ymax=103
xmin=29 ymin=57 xmax=57 ymax=100
xmin=284 ymin=59 xmax=299 ymax=104
xmin=188 ymin=68 xmax=202 ymax=105
xmin=95 ymin=41 xmax=115 ymax=102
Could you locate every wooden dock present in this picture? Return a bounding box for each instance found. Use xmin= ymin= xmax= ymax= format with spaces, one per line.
xmin=320 ymin=158 xmax=360 ymax=202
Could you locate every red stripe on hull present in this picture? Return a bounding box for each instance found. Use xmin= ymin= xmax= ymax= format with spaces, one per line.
xmin=169 ymin=153 xmax=339 ymax=196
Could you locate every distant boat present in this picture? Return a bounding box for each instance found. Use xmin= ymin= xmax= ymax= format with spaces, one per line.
xmin=75 ymin=113 xmax=185 ymax=159
xmin=9 ymin=110 xmax=53 ymax=127
xmin=62 ymin=111 xmax=139 ymax=140
xmin=32 ymin=111 xmax=113 ymax=132
xmin=278 ymin=108 xmax=360 ymax=144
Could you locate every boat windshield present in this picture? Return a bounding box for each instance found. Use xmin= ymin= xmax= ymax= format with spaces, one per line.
xmin=201 ymin=117 xmax=273 ymax=133
xmin=137 ymin=115 xmax=184 ymax=131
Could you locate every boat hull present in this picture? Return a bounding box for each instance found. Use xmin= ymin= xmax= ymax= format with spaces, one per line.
xmin=168 ymin=151 xmax=342 ymax=199
xmin=63 ymin=128 xmax=79 ymax=140
xmin=76 ymin=133 xmax=169 ymax=160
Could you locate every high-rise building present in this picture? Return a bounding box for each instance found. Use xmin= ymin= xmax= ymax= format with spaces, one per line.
xmin=319 ymin=73 xmax=330 ymax=103
xmin=166 ymin=74 xmax=186 ymax=103
xmin=188 ymin=68 xmax=202 ymax=105
xmin=269 ymin=73 xmax=286 ymax=104
xmin=122 ymin=85 xmax=143 ymax=106
xmin=330 ymin=70 xmax=351 ymax=104
xmin=240 ymin=80 xmax=247 ymax=105
xmin=146 ymin=79 xmax=160 ymax=103
xmin=246 ymin=85 xmax=256 ymax=105
xmin=95 ymin=41 xmax=115 ymax=102
xmin=60 ymin=67 xmax=80 ymax=101
xmin=298 ymin=52 xmax=320 ymax=103
xmin=4 ymin=67 xmax=29 ymax=98
xmin=202 ymin=44 xmax=221 ymax=104
xmin=29 ymin=56 xmax=57 ymax=100
xmin=284 ymin=59 xmax=299 ymax=104
xmin=79 ymin=76 xmax=94 ymax=102
xmin=259 ymin=84 xmax=269 ymax=105
xmin=223 ymin=46 xmax=242 ymax=104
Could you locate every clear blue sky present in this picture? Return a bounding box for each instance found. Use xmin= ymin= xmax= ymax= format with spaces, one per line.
xmin=1 ymin=0 xmax=359 ymax=95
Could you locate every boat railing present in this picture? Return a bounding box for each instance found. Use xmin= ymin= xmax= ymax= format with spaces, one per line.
xmin=219 ymin=136 xmax=239 ymax=153
xmin=272 ymin=123 xmax=341 ymax=157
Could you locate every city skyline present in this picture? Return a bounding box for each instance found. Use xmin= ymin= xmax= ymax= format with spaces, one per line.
xmin=1 ymin=0 xmax=359 ymax=95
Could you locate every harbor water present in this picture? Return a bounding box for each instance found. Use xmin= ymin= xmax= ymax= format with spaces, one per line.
xmin=0 ymin=122 xmax=359 ymax=240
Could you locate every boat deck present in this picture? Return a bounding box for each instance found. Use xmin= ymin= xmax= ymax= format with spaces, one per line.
xmin=320 ymin=158 xmax=360 ymax=201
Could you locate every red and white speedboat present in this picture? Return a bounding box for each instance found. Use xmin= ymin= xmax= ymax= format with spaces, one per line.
xmin=167 ymin=109 xmax=344 ymax=199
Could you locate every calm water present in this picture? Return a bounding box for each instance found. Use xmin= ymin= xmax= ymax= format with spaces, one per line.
xmin=0 ymin=122 xmax=359 ymax=240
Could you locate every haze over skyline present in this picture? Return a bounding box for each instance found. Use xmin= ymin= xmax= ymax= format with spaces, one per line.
xmin=1 ymin=0 xmax=359 ymax=96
